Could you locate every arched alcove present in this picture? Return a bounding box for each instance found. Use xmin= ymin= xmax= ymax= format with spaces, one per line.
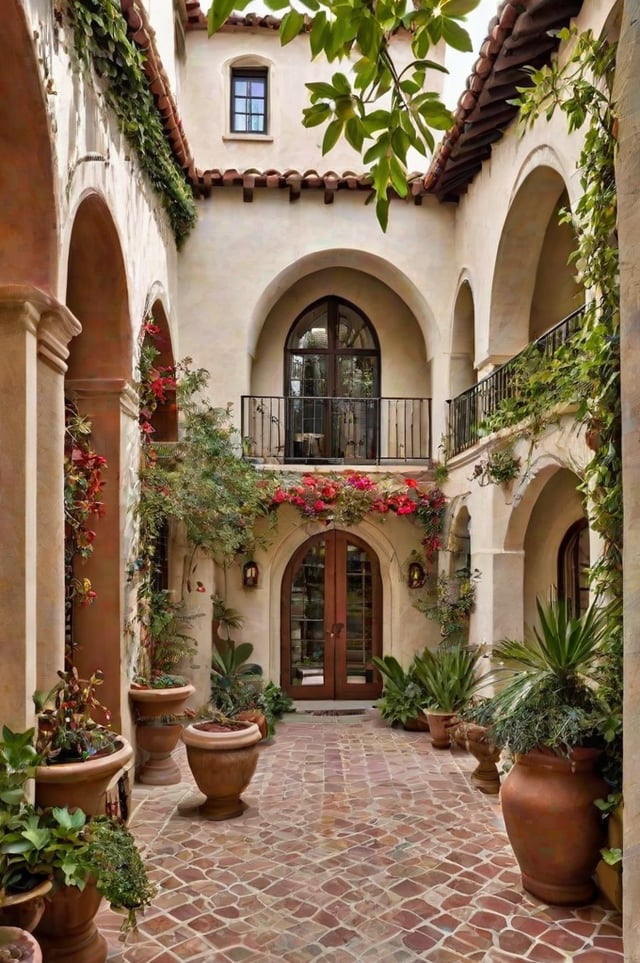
xmin=489 ymin=167 xmax=582 ymax=360
xmin=64 ymin=195 xmax=132 ymax=729
xmin=506 ymin=465 xmax=587 ymax=632
xmin=450 ymin=281 xmax=476 ymax=398
xmin=66 ymin=194 xmax=131 ymax=379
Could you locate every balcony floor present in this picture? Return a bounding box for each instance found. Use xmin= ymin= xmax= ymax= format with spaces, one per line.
xmin=100 ymin=710 xmax=623 ymax=962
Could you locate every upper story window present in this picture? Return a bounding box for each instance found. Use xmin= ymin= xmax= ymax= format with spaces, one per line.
xmin=231 ymin=67 xmax=268 ymax=134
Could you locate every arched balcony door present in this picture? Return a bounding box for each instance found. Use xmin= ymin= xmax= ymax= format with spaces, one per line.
xmin=284 ymin=297 xmax=380 ymax=463
xmin=281 ymin=531 xmax=383 ymax=699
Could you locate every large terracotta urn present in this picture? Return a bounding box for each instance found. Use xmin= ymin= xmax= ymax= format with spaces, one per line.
xmin=34 ymin=880 xmax=105 ymax=963
xmin=500 ymin=747 xmax=607 ymax=905
xmin=34 ymin=738 xmax=133 ymax=817
xmin=181 ymin=719 xmax=261 ymax=820
xmin=129 ymin=684 xmax=195 ymax=785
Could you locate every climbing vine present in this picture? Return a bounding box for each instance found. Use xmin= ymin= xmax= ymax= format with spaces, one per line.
xmin=491 ymin=30 xmax=622 ymax=778
xmin=66 ymin=0 xmax=197 ymax=246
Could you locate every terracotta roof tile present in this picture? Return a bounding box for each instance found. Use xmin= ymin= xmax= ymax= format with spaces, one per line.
xmin=191 ymin=167 xmax=426 ymax=202
xmin=120 ymin=0 xmax=198 ymax=179
xmin=424 ymin=0 xmax=585 ymax=200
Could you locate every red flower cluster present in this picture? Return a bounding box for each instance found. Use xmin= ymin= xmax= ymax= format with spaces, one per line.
xmin=270 ymin=472 xmax=446 ymax=560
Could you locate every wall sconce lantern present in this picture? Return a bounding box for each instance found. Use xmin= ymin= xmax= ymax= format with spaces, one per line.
xmin=407 ymin=561 xmax=426 ymax=589
xmin=243 ymin=560 xmax=259 ymax=588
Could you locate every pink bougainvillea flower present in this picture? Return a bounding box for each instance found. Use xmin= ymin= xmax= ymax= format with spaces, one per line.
xmin=313 ymin=499 xmax=326 ymax=512
xmin=405 ymin=478 xmax=418 ymax=488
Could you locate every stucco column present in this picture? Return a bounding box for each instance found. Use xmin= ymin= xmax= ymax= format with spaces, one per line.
xmin=0 ymin=286 xmax=80 ymax=729
xmin=471 ymin=549 xmax=524 ymax=648
xmin=64 ymin=378 xmax=139 ymax=734
xmin=37 ymin=308 xmax=82 ymax=690
xmin=616 ymin=4 xmax=640 ymax=954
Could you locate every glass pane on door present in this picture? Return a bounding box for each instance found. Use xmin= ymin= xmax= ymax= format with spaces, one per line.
xmin=344 ymin=543 xmax=374 ymax=685
xmin=288 ymin=540 xmax=326 ymax=687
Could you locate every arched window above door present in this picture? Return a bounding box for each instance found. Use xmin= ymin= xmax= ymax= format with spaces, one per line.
xmin=284 ymin=297 xmax=380 ymax=462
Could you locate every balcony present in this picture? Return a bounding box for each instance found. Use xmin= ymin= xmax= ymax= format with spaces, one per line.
xmin=447 ymin=307 xmax=585 ymax=457
xmin=241 ymin=396 xmax=432 ymax=465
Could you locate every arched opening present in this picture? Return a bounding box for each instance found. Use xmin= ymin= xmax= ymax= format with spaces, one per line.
xmin=284 ymin=296 xmax=380 ymax=462
xmin=449 ymin=282 xmax=477 ymax=451
xmin=281 ymin=531 xmax=383 ymax=700
xmin=521 ymin=468 xmax=587 ymax=631
xmin=64 ymin=195 xmax=132 ymax=728
xmin=489 ymin=167 xmax=583 ymax=362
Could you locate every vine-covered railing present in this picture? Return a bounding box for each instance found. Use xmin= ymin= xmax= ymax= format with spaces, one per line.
xmin=447 ymin=306 xmax=585 ymax=456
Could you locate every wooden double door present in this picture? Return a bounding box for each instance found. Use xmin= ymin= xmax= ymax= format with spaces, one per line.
xmin=281 ymin=531 xmax=383 ymax=699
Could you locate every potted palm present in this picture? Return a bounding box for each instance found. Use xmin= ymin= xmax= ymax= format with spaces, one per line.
xmin=129 ymin=590 xmax=196 ymax=784
xmin=413 ymin=644 xmax=487 ymax=748
xmin=485 ymin=599 xmax=614 ymax=905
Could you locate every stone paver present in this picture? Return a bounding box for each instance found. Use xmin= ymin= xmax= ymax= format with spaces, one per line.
xmin=99 ymin=711 xmax=623 ymax=962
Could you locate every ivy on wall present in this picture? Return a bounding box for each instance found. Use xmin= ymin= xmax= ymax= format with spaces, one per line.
xmin=66 ymin=0 xmax=197 ymax=246
xmin=489 ymin=30 xmax=622 ymax=778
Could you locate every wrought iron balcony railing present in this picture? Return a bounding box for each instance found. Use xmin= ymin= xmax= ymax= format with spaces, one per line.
xmin=447 ymin=306 xmax=585 ymax=457
xmin=241 ymin=395 xmax=432 ymax=465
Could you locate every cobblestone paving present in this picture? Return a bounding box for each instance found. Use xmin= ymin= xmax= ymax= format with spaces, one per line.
xmin=99 ymin=711 xmax=623 ymax=962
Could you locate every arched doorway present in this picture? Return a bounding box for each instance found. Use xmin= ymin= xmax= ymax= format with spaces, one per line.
xmin=281 ymin=531 xmax=383 ymax=699
xmin=284 ymin=296 xmax=380 ymax=462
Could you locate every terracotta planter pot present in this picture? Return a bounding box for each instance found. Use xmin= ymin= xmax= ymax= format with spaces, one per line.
xmin=424 ymin=710 xmax=456 ymax=749
xmin=0 ymin=926 xmax=42 ymax=963
xmin=34 ymin=738 xmax=133 ymax=818
xmin=500 ymin=747 xmax=608 ymax=905
xmin=234 ymin=709 xmax=268 ymax=740
xmin=451 ymin=721 xmax=501 ymax=794
xmin=0 ymin=880 xmax=52 ymax=932
xmin=135 ymin=721 xmax=184 ymax=785
xmin=34 ymin=879 xmax=105 ymax=963
xmin=129 ymin=684 xmax=195 ymax=720
xmin=182 ymin=720 xmax=261 ymax=820
xmin=129 ymin=684 xmax=195 ymax=785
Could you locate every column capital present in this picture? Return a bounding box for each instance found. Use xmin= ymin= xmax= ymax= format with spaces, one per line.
xmin=65 ymin=378 xmax=139 ymax=419
xmin=0 ymin=284 xmax=82 ymax=373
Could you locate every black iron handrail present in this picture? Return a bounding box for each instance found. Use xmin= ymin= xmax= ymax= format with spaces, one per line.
xmin=241 ymin=395 xmax=432 ymax=465
xmin=447 ymin=306 xmax=585 ymax=456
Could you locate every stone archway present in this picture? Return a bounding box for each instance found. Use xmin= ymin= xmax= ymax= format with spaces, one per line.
xmin=64 ymin=194 xmax=133 ymax=730
xmin=488 ymin=167 xmax=581 ymax=364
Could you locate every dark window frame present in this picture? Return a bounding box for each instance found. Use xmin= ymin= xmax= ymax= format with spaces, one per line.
xmin=230 ymin=66 xmax=268 ymax=135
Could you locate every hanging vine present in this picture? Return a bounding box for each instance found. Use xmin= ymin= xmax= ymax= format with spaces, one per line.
xmin=66 ymin=0 xmax=197 ymax=246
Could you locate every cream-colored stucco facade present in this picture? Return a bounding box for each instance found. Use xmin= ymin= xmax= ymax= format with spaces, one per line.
xmin=3 ymin=0 xmax=640 ymax=954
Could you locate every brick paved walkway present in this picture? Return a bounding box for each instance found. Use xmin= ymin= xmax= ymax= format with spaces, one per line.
xmin=99 ymin=710 xmax=623 ymax=962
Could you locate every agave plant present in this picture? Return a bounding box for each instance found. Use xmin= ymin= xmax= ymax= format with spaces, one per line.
xmin=487 ymin=598 xmax=611 ymax=756
xmin=413 ymin=644 xmax=486 ymax=714
xmin=210 ymin=641 xmax=263 ymax=716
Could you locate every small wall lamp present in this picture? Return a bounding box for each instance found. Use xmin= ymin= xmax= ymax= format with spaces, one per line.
xmin=407 ymin=561 xmax=426 ymax=589
xmin=243 ymin=560 xmax=259 ymax=588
